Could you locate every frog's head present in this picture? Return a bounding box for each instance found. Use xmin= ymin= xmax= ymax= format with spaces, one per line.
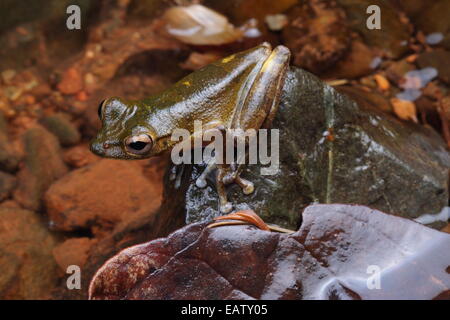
xmin=90 ymin=97 xmax=158 ymax=159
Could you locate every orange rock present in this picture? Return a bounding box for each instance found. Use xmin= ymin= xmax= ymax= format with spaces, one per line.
xmin=76 ymin=91 xmax=88 ymax=101
xmin=44 ymin=159 xmax=163 ymax=233
xmin=24 ymin=94 xmax=36 ymax=105
xmin=57 ymin=67 xmax=83 ymax=95
xmin=52 ymin=237 xmax=97 ymax=271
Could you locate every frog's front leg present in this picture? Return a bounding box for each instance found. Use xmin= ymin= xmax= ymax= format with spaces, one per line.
xmin=169 ymin=164 xmax=185 ymax=189
xmin=195 ymin=135 xmax=255 ymax=213
xmin=216 ymin=164 xmax=233 ymax=213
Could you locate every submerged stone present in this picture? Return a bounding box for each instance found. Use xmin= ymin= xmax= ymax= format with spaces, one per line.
xmin=164 ymin=67 xmax=450 ymax=230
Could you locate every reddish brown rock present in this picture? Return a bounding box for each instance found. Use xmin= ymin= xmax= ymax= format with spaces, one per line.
xmin=53 ymin=237 xmax=97 ymax=271
xmin=13 ymin=126 xmax=68 ymax=211
xmin=0 ymin=113 xmax=19 ymax=173
xmin=44 ymin=159 xmax=163 ymax=233
xmin=0 ymin=207 xmax=58 ymax=299
xmin=89 ymin=204 xmax=450 ymax=300
xmin=322 ymin=41 xmax=376 ymax=79
xmin=282 ymin=1 xmax=350 ymax=74
xmin=0 ymin=171 xmax=16 ymax=201
xmin=57 ymin=67 xmax=83 ymax=95
xmin=63 ymin=144 xmax=100 ymax=168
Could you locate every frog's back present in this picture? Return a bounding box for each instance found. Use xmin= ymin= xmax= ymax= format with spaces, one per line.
xmin=142 ymin=45 xmax=271 ymax=135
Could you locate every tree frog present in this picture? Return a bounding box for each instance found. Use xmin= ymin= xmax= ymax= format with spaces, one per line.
xmin=91 ymin=43 xmax=290 ymax=214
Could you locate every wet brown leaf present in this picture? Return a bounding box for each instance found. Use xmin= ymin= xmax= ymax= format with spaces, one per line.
xmin=89 ymin=204 xmax=450 ymax=300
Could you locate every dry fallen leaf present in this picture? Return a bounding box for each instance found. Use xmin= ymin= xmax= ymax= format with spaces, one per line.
xmin=209 ymin=209 xmax=270 ymax=231
xmin=374 ymin=74 xmax=390 ymax=91
xmin=162 ymin=5 xmax=243 ymax=45
xmin=391 ymin=97 xmax=418 ymax=123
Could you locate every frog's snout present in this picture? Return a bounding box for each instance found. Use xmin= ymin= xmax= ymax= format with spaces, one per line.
xmin=90 ymin=139 xmax=105 ymax=156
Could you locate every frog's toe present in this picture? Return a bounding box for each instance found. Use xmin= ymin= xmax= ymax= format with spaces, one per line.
xmin=169 ymin=166 xmax=177 ymax=181
xmin=222 ymin=173 xmax=235 ymax=185
xmin=242 ymin=182 xmax=254 ymax=195
xmin=236 ymin=175 xmax=254 ymax=195
xmin=220 ymin=202 xmax=233 ymax=213
xmin=196 ymin=177 xmax=208 ymax=188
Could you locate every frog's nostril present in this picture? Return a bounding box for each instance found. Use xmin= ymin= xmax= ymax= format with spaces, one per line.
xmin=103 ymin=142 xmax=111 ymax=149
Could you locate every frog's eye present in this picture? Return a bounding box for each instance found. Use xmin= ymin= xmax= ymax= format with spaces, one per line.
xmin=97 ymin=99 xmax=107 ymax=119
xmin=124 ymin=134 xmax=153 ymax=155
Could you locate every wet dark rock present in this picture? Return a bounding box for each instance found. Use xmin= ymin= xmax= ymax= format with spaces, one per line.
xmin=41 ymin=113 xmax=81 ymax=147
xmin=205 ymin=0 xmax=297 ymax=25
xmin=0 ymin=113 xmax=19 ymax=172
xmin=0 ymin=171 xmax=17 ymax=201
xmin=321 ymin=41 xmax=376 ymax=79
xmin=395 ymin=0 xmax=429 ymax=19
xmin=165 ymin=67 xmax=450 ymax=230
xmin=13 ymin=126 xmax=68 ymax=211
xmin=89 ymin=204 xmax=450 ymax=300
xmin=0 ymin=0 xmax=99 ymax=70
xmin=417 ymin=50 xmax=450 ymax=85
xmin=335 ymin=85 xmax=392 ymax=113
xmin=413 ymin=0 xmax=450 ymax=50
xmin=385 ymin=59 xmax=415 ymax=86
xmin=281 ymin=1 xmax=351 ymax=74
xmin=128 ymin=0 xmax=170 ymax=20
xmin=336 ymin=0 xmax=411 ymax=59
xmin=0 ymin=207 xmax=58 ymax=299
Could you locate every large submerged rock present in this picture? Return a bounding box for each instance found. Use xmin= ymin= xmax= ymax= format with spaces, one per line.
xmin=0 ymin=207 xmax=58 ymax=299
xmin=166 ymin=67 xmax=450 ymax=230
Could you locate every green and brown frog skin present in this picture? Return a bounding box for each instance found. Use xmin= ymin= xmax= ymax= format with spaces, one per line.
xmin=91 ymin=42 xmax=290 ymax=217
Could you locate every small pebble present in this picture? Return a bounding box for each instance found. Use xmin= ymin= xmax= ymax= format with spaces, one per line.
xmin=396 ymin=89 xmax=422 ymax=101
xmin=244 ymin=27 xmax=262 ymax=38
xmin=76 ymin=91 xmax=88 ymax=102
xmin=265 ymin=14 xmax=288 ymax=31
xmin=374 ymin=74 xmax=390 ymax=91
xmin=425 ymin=32 xmax=444 ymax=45
xmin=1 ymin=69 xmax=16 ymax=84
xmin=369 ymin=57 xmax=382 ymax=69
